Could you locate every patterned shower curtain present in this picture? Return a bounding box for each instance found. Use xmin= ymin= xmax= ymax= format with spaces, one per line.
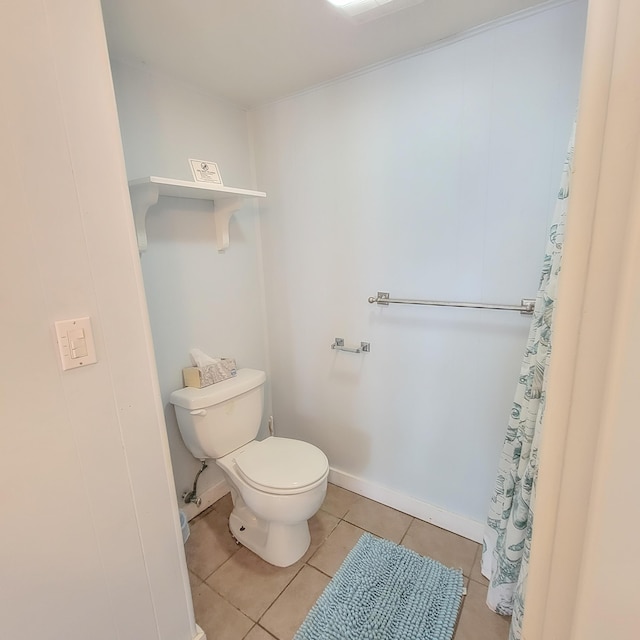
xmin=481 ymin=126 xmax=575 ymax=640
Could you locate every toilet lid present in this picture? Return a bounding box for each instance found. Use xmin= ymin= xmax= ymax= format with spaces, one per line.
xmin=235 ymin=437 xmax=328 ymax=491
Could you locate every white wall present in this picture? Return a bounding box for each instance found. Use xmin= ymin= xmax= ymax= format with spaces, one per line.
xmin=250 ymin=0 xmax=587 ymax=533
xmin=0 ymin=2 xmax=198 ymax=639
xmin=111 ymin=62 xmax=270 ymax=513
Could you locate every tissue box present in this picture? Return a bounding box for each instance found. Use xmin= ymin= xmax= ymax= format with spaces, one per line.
xmin=182 ymin=358 xmax=237 ymax=388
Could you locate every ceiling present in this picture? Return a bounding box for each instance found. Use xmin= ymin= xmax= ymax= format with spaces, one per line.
xmin=101 ymin=0 xmax=552 ymax=108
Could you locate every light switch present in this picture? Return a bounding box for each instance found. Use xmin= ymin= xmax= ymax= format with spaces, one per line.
xmin=55 ymin=317 xmax=97 ymax=370
xmin=68 ymin=328 xmax=87 ymax=358
xmin=71 ymin=343 xmax=88 ymax=359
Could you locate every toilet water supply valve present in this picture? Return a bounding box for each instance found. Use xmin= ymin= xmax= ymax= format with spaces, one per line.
xmin=183 ymin=459 xmax=208 ymax=506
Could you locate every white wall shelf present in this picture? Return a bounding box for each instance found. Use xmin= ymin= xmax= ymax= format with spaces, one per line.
xmin=129 ymin=176 xmax=266 ymax=252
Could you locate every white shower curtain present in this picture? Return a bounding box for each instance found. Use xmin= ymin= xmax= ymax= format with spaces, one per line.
xmin=481 ymin=126 xmax=575 ymax=640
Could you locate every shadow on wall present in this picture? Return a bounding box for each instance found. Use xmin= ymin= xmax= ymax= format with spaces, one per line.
xmin=147 ymin=197 xmax=249 ymax=248
xmin=288 ymin=412 xmax=372 ymax=476
xmin=162 ymin=398 xmax=227 ymax=499
xmin=368 ymin=304 xmax=532 ymax=339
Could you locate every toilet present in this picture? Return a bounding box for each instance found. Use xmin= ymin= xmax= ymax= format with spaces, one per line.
xmin=170 ymin=368 xmax=329 ymax=567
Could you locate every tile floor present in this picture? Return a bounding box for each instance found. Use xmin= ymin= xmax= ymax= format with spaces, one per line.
xmin=186 ymin=484 xmax=510 ymax=640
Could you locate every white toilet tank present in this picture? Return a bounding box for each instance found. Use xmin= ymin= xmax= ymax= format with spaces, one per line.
xmin=170 ymin=368 xmax=266 ymax=460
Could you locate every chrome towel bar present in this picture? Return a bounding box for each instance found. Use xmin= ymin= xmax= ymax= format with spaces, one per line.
xmin=368 ymin=291 xmax=535 ymax=315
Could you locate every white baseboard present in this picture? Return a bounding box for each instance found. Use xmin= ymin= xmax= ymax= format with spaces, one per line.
xmin=181 ymin=478 xmax=230 ymax=521
xmin=180 ymin=467 xmax=484 ymax=541
xmin=328 ymin=467 xmax=484 ymax=543
xmin=193 ymin=624 xmax=206 ymax=640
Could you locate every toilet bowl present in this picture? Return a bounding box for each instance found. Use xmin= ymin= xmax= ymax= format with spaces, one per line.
xmin=217 ymin=437 xmax=329 ymax=566
xmin=169 ymin=368 xmax=329 ymax=567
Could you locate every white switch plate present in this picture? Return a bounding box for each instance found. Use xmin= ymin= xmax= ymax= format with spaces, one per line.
xmin=54 ymin=317 xmax=97 ymax=371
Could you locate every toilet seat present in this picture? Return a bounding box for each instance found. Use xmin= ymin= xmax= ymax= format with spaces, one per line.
xmin=234 ymin=437 xmax=329 ymax=495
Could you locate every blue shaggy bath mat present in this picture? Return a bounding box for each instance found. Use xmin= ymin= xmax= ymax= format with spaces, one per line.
xmin=295 ymin=532 xmax=464 ymax=640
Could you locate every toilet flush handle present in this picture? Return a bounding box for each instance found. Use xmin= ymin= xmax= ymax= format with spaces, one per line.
xmin=190 ymin=409 xmax=207 ymax=416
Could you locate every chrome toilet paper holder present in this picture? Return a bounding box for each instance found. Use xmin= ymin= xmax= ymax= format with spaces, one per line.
xmin=331 ymin=338 xmax=370 ymax=354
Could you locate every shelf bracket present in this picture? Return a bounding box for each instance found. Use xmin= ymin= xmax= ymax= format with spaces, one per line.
xmin=213 ymin=196 xmax=243 ymax=252
xmin=128 ymin=177 xmax=263 ymax=252
xmin=130 ymin=182 xmax=160 ymax=252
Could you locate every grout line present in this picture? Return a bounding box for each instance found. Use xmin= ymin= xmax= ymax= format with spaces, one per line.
xmin=195 ymin=578 xmax=255 ymax=625
xmin=255 ymin=562 xmax=306 ymax=625
xmin=468 ymin=574 xmax=490 ymax=587
xmin=187 ymin=569 xmax=203 ymax=588
xmin=308 ymin=565 xmax=334 ymax=580
xmin=399 ymin=517 xmax=415 ymax=546
xmin=241 ymin=625 xmax=257 ymax=640
xmin=246 ymin=624 xmax=277 ymax=640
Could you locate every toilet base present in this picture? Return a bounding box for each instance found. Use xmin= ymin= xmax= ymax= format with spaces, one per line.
xmin=229 ymin=503 xmax=311 ymax=567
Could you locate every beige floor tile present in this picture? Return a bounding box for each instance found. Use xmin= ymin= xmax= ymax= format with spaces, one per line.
xmin=343 ymin=496 xmax=412 ymax=543
xmin=213 ymin=491 xmax=234 ymax=518
xmin=260 ymin=565 xmax=330 ymax=640
xmin=185 ymin=508 xmax=240 ymax=580
xmin=453 ymin=580 xmax=511 ymax=640
xmin=191 ymin=582 xmax=254 ymax=640
xmin=206 ymin=547 xmax=302 ymax=621
xmin=188 ymin=569 xmax=203 ymax=591
xmin=320 ymin=483 xmax=361 ymax=518
xmin=450 ymin=577 xmax=470 ymax=638
xmin=401 ymin=519 xmax=478 ymax=576
xmin=188 ymin=504 xmax=215 ymax=526
xmin=470 ymin=544 xmax=489 ymax=586
xmin=244 ymin=625 xmax=277 ymax=640
xmin=308 ymin=520 xmax=365 ymax=577
xmin=300 ymin=509 xmax=340 ymax=562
